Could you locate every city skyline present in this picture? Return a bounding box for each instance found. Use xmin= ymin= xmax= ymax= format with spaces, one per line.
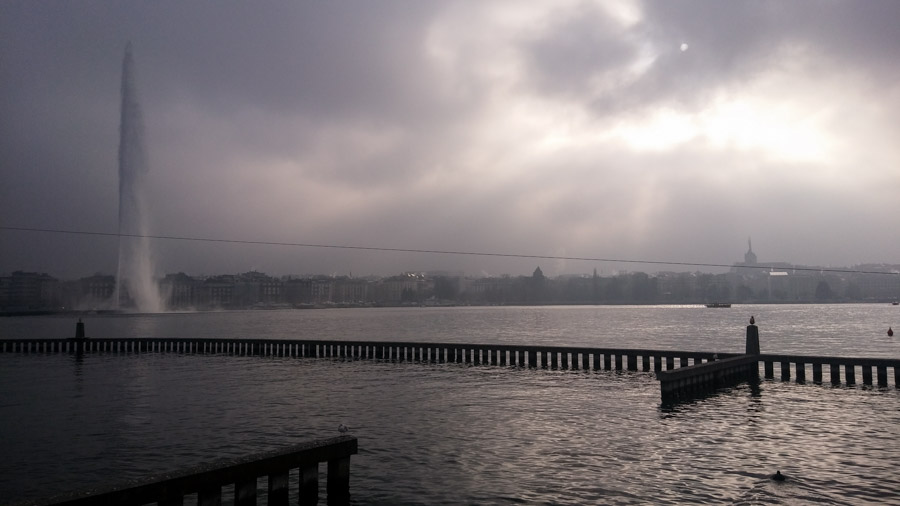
xmin=2 ymin=231 xmax=899 ymax=280
xmin=2 ymin=1 xmax=899 ymax=279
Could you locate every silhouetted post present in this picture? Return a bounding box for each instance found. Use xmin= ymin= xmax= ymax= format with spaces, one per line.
xmin=830 ymin=364 xmax=841 ymax=384
xmin=234 ymin=477 xmax=256 ymax=506
xmin=877 ymin=366 xmax=888 ymax=387
xmin=862 ymin=365 xmax=873 ymax=385
xmin=746 ymin=319 xmax=760 ymax=355
xmin=796 ymin=362 xmax=806 ymax=383
xmin=845 ymin=364 xmax=856 ymax=385
xmin=299 ymin=463 xmax=318 ymax=504
xmin=327 ymin=456 xmax=352 ymax=504
xmin=74 ymin=319 xmax=87 ymax=355
xmin=268 ymin=470 xmax=289 ymax=505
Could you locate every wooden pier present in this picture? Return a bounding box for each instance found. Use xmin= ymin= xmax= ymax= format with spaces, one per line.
xmin=14 ymin=436 xmax=357 ymax=506
xmin=0 ymin=335 xmax=727 ymax=371
xmin=2 ymin=322 xmax=899 ymax=402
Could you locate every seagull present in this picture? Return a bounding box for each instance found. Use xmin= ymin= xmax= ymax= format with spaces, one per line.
xmin=338 ymin=423 xmax=349 ymax=434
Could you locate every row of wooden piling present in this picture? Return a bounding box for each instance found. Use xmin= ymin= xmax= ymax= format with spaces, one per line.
xmin=2 ymin=336 xmax=899 ymax=389
xmin=0 ymin=337 xmax=723 ymax=371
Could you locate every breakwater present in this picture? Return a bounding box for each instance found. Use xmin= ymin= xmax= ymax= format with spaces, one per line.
xmin=3 ymin=335 xmax=899 ymax=391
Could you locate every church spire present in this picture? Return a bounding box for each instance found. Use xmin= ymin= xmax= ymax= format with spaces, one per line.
xmin=744 ymin=237 xmax=757 ymax=265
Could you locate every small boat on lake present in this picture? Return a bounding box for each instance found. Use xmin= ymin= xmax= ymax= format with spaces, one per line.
xmin=705 ymin=303 xmax=732 ymax=308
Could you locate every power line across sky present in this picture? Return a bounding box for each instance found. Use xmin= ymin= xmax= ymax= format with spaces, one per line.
xmin=3 ymin=226 xmax=898 ymax=277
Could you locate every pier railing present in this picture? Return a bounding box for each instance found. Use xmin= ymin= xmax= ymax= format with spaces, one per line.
xmin=14 ymin=436 xmax=358 ymax=506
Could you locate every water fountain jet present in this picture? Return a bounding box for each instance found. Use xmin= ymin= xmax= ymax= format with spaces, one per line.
xmin=115 ymin=43 xmax=162 ymax=313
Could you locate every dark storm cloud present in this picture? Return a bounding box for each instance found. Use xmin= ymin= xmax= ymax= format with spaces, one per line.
xmin=525 ymin=3 xmax=638 ymax=97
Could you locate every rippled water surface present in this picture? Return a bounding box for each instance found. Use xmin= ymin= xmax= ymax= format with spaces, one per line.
xmin=2 ymin=305 xmax=900 ymax=504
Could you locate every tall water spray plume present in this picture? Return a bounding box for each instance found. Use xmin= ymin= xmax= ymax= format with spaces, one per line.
xmin=115 ymin=43 xmax=162 ymax=312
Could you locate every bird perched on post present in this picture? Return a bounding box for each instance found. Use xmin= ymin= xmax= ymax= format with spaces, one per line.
xmin=750 ymin=316 xmax=755 ymax=325
xmin=338 ymin=423 xmax=349 ymax=434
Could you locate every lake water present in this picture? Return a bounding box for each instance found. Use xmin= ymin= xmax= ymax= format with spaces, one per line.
xmin=2 ymin=304 xmax=899 ymax=504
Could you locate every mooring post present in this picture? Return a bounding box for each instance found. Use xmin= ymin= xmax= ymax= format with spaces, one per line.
xmin=746 ymin=320 xmax=760 ymax=355
xmin=74 ymin=319 xmax=87 ymax=355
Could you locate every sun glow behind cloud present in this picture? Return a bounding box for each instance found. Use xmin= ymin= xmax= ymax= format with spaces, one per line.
xmin=426 ymin=0 xmax=840 ymax=168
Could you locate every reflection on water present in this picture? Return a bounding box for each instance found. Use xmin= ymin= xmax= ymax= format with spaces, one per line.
xmin=1 ymin=352 xmax=899 ymax=504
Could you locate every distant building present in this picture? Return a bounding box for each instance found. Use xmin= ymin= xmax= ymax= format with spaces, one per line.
xmin=199 ymin=275 xmax=236 ymax=308
xmin=377 ymin=273 xmax=425 ymax=304
xmin=160 ymin=272 xmax=197 ymax=309
xmin=78 ymin=274 xmax=116 ymax=309
xmin=333 ymin=277 xmax=369 ymax=304
xmin=0 ymin=271 xmax=60 ymax=310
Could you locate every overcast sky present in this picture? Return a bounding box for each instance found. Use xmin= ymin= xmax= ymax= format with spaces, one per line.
xmin=2 ymin=0 xmax=899 ymax=279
